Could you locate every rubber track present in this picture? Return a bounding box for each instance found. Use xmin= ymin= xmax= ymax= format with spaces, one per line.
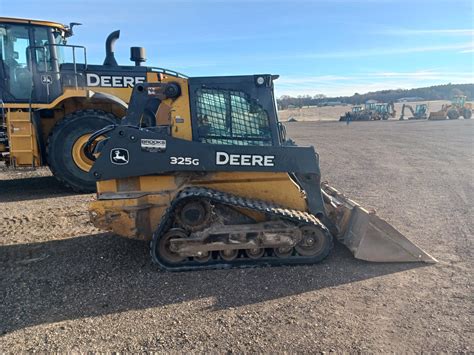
xmin=150 ymin=186 xmax=333 ymax=271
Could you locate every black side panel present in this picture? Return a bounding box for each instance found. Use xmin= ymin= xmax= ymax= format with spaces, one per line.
xmin=89 ymin=126 xmax=325 ymax=215
xmin=90 ymin=126 xmax=320 ymax=180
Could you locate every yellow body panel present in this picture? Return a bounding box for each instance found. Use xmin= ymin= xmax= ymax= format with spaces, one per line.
xmin=161 ymin=77 xmax=193 ymax=141
xmin=84 ymin=87 xmax=132 ymax=103
xmin=92 ymin=172 xmax=307 ymax=240
xmin=0 ymin=17 xmax=66 ymax=30
xmin=6 ymin=110 xmax=40 ymax=166
xmin=3 ymin=89 xmax=89 ymax=110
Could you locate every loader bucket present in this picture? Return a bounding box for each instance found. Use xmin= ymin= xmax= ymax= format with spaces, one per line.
xmin=428 ymin=111 xmax=447 ymax=120
xmin=321 ymin=183 xmax=437 ymax=263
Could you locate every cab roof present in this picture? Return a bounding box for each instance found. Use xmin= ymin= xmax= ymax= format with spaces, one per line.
xmin=0 ymin=17 xmax=67 ymax=30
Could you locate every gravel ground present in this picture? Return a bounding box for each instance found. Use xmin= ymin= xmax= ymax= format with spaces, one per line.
xmin=1 ymin=119 xmax=472 ymax=352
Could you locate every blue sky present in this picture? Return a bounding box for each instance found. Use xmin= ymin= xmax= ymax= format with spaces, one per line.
xmin=1 ymin=0 xmax=473 ymax=97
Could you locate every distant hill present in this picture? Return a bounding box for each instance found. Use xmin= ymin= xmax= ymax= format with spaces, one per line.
xmin=277 ymin=83 xmax=474 ymax=110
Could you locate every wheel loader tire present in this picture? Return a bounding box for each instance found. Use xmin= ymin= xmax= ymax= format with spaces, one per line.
xmin=447 ymin=109 xmax=460 ymax=120
xmin=463 ymin=109 xmax=472 ymax=119
xmin=47 ymin=109 xmax=119 ymax=192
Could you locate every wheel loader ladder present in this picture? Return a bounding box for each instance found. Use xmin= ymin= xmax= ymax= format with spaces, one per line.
xmin=6 ymin=109 xmax=40 ymax=168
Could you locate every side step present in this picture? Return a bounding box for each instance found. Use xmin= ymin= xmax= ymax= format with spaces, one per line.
xmin=321 ymin=182 xmax=437 ymax=263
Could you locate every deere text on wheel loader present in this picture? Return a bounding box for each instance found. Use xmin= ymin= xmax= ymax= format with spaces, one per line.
xmin=85 ymin=78 xmax=437 ymax=271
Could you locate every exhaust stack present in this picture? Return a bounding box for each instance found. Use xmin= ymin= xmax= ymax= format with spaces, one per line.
xmin=130 ymin=47 xmax=146 ymax=66
xmin=103 ymin=30 xmax=120 ymax=66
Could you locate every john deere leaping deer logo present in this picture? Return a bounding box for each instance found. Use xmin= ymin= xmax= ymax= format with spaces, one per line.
xmin=110 ymin=148 xmax=129 ymax=165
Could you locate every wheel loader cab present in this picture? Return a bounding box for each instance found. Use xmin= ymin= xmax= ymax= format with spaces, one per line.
xmin=0 ymin=20 xmax=67 ymax=103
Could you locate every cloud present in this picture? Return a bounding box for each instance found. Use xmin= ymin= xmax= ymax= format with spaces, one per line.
xmin=164 ymin=42 xmax=474 ymax=70
xmin=275 ymin=70 xmax=474 ymax=97
xmin=291 ymin=42 xmax=474 ymax=59
xmin=380 ymin=28 xmax=474 ymax=36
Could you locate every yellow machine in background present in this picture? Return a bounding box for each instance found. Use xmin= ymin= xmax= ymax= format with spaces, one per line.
xmin=428 ymin=95 xmax=473 ymax=120
xmin=0 ymin=17 xmax=183 ymax=191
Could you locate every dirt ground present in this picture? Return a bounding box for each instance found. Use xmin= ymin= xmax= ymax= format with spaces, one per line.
xmin=1 ymin=119 xmax=472 ymax=352
xmin=278 ymin=100 xmax=450 ymax=121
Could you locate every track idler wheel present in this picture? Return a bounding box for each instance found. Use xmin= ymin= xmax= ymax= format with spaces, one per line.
xmin=273 ymin=246 xmax=293 ymax=258
xmin=220 ymin=249 xmax=239 ymax=261
xmin=245 ymin=248 xmax=265 ymax=259
xmin=158 ymin=228 xmax=187 ymax=264
xmin=295 ymin=225 xmax=332 ymax=261
xmin=194 ymin=251 xmax=212 ymax=263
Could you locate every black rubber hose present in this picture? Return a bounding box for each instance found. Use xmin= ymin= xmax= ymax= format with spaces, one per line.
xmin=83 ymin=124 xmax=116 ymax=161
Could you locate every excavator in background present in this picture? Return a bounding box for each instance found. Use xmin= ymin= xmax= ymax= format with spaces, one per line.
xmin=428 ymin=95 xmax=472 ymax=120
xmin=399 ymin=104 xmax=428 ymax=120
xmin=85 ymin=79 xmax=436 ymax=271
xmin=0 ymin=17 xmax=181 ymax=192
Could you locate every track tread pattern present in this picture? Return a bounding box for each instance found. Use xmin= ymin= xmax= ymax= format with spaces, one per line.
xmin=150 ymin=186 xmax=333 ymax=271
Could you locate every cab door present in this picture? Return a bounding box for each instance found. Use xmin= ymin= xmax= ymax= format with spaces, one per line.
xmin=0 ymin=23 xmax=33 ymax=102
xmin=0 ymin=22 xmax=63 ymax=103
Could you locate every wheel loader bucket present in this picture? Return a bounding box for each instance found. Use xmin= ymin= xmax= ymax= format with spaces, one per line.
xmin=428 ymin=111 xmax=446 ymax=120
xmin=321 ymin=183 xmax=437 ymax=263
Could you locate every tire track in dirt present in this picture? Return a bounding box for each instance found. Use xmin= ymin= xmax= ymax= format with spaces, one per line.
xmin=1 ymin=206 xmax=100 ymax=243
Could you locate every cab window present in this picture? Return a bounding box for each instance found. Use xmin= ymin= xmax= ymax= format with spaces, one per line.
xmin=0 ymin=24 xmax=32 ymax=100
xmin=196 ymin=88 xmax=272 ymax=146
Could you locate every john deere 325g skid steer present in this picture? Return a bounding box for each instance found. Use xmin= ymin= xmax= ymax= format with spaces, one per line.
xmin=85 ymin=77 xmax=437 ymax=271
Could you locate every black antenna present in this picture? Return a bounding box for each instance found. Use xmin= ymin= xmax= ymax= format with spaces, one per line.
xmin=68 ymin=22 xmax=82 ymax=36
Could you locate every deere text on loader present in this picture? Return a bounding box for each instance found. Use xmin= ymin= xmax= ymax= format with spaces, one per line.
xmin=85 ymin=78 xmax=437 ymax=271
xmin=0 ymin=17 xmax=180 ymax=191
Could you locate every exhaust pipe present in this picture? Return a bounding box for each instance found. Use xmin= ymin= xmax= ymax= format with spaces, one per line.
xmin=103 ymin=30 xmax=120 ymax=66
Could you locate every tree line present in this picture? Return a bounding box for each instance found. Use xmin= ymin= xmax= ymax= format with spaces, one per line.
xmin=277 ymin=83 xmax=474 ymax=110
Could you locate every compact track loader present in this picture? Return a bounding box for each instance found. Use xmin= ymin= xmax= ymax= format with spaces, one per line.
xmin=86 ymin=77 xmax=436 ymax=271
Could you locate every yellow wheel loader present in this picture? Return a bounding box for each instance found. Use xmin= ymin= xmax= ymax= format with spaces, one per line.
xmin=0 ymin=17 xmax=179 ymax=191
xmin=85 ymin=79 xmax=437 ymax=271
xmin=428 ymin=95 xmax=473 ymax=120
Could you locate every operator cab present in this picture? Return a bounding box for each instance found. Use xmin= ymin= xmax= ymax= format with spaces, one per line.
xmin=0 ymin=17 xmax=71 ymax=103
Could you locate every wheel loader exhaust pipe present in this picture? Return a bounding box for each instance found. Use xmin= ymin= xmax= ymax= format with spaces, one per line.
xmin=103 ymin=30 xmax=120 ymax=66
xmin=321 ymin=183 xmax=437 ymax=263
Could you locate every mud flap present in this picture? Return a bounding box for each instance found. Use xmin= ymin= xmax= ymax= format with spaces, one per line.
xmin=321 ymin=183 xmax=437 ymax=263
